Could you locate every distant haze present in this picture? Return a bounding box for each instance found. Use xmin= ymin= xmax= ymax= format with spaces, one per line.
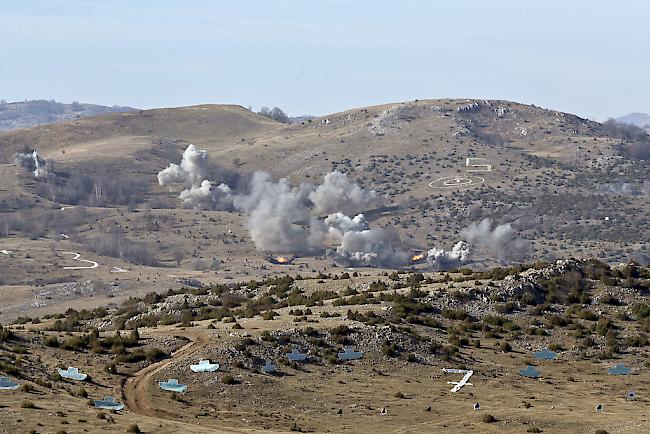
xmin=617 ymin=113 xmax=650 ymax=130
xmin=2 ymin=0 xmax=649 ymax=120
xmin=0 ymin=99 xmax=135 ymax=131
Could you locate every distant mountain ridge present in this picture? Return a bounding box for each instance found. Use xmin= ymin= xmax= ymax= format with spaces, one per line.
xmin=0 ymin=99 xmax=136 ymax=132
xmin=617 ymin=112 xmax=650 ymax=131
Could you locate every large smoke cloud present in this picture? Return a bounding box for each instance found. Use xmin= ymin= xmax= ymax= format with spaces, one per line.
xmin=309 ymin=171 xmax=382 ymax=215
xmin=307 ymin=212 xmax=409 ymax=267
xmin=426 ymin=241 xmax=470 ymax=271
xmin=232 ymin=172 xmax=315 ymax=253
xmin=461 ymin=218 xmax=528 ymax=263
xmin=157 ymin=147 xmax=536 ymax=268
xmin=14 ymin=150 xmax=54 ymax=179
xmin=326 ymin=226 xmax=409 ymax=267
xmin=157 ymin=146 xmax=407 ymax=266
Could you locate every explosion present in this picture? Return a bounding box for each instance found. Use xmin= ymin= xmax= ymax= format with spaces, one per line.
xmin=267 ymin=255 xmax=294 ymax=265
xmin=411 ymin=253 xmax=426 ymax=263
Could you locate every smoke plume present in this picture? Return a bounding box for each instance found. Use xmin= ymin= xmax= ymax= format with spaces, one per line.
xmin=327 ymin=226 xmax=410 ymax=267
xmin=462 ymin=218 xmax=528 ymax=263
xmin=157 ymin=144 xmax=209 ymax=188
xmin=14 ymin=150 xmax=54 ymax=179
xmin=232 ymin=172 xmax=315 ymax=253
xmin=309 ymin=171 xmax=382 ymax=215
xmin=426 ymin=241 xmax=471 ymax=271
xmin=178 ymin=180 xmax=233 ymax=210
xmin=158 ymin=147 xmax=408 ymax=266
xmin=157 ymin=144 xmax=234 ymax=210
xmin=597 ymin=182 xmax=649 ymax=196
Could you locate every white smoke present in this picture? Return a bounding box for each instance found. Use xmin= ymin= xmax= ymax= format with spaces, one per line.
xmin=157 ymin=144 xmax=209 ymax=188
xmin=157 ymin=144 xmax=233 ymax=210
xmin=327 ymin=226 xmax=410 ymax=267
xmin=14 ymin=150 xmax=54 ymax=179
xmin=309 ymin=170 xmax=382 ymax=215
xmin=426 ymin=241 xmax=471 ymax=271
xmin=597 ymin=182 xmax=649 ymax=196
xmin=462 ymin=218 xmax=528 ymax=263
xmin=323 ymin=212 xmax=368 ymax=236
xmin=179 ymin=180 xmax=232 ymax=210
xmin=157 ymin=148 xmax=406 ymax=266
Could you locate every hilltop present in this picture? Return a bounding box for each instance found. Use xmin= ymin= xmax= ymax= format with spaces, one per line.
xmin=0 ymin=98 xmax=649 ymax=433
xmin=0 ymin=99 xmax=135 ymax=132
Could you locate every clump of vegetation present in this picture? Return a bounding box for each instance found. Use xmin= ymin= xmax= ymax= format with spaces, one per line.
xmin=0 ymin=325 xmax=14 ymax=342
xmin=482 ymin=414 xmax=498 ymax=423
xmin=222 ymin=374 xmax=237 ymax=385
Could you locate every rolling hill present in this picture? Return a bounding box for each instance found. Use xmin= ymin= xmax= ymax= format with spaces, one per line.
xmin=0 ymin=99 xmax=135 ymax=132
xmin=0 ymin=99 xmax=648 ymax=322
xmin=0 ymin=99 xmax=649 ymax=434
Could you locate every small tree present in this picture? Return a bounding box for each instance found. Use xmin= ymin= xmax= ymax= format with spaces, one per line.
xmin=174 ymin=251 xmax=184 ymax=266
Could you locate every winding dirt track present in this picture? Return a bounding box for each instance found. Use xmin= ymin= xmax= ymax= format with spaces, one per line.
xmin=62 ymin=251 xmax=99 ymax=269
xmin=122 ymin=329 xmax=266 ymax=433
xmin=123 ymin=329 xmax=209 ymax=419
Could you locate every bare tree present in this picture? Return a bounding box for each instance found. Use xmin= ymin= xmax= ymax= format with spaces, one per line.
xmin=174 ymin=251 xmax=185 ymax=266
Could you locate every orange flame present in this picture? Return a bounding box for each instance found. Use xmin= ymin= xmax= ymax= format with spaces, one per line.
xmin=275 ymin=256 xmax=289 ymax=263
xmin=411 ymin=254 xmax=425 ymax=262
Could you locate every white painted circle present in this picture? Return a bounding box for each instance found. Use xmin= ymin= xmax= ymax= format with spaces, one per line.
xmin=429 ymin=176 xmax=485 ymax=189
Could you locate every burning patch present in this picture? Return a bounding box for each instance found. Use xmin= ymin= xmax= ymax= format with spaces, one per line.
xmin=267 ymin=255 xmax=295 ymax=265
xmin=411 ymin=252 xmax=426 ymax=264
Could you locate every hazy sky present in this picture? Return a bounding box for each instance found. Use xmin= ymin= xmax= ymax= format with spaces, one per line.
xmin=2 ymin=0 xmax=648 ymax=120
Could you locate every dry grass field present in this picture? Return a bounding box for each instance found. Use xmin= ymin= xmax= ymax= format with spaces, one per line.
xmin=0 ymin=99 xmax=649 ymax=433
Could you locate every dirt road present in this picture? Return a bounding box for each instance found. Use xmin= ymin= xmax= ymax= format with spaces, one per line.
xmin=123 ymin=329 xmax=208 ymax=419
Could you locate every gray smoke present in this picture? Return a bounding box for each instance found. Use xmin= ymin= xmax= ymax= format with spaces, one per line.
xmin=462 ymin=218 xmax=528 ymax=263
xmin=14 ymin=152 xmax=35 ymax=171
xmin=14 ymin=150 xmax=54 ymax=179
xmin=309 ymin=170 xmax=382 ymax=215
xmin=597 ymin=182 xmax=649 ymax=196
xmin=426 ymin=241 xmax=471 ymax=271
xmin=230 ymin=171 xmax=386 ymax=258
xmin=157 ymin=147 xmax=406 ymax=266
xmin=327 ymin=226 xmax=410 ymax=267
xmin=305 ymin=211 xmax=410 ymax=267
xmin=232 ymin=172 xmax=316 ymax=253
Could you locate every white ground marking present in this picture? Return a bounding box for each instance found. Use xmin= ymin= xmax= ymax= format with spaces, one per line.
xmin=429 ymin=176 xmax=485 ymax=189
xmin=60 ymin=233 xmax=69 ymax=239
xmin=465 ymin=157 xmax=492 ymax=172
xmin=62 ymin=252 xmax=99 ymax=270
xmin=1 ymin=250 xmax=12 ymax=255
xmin=111 ymin=267 xmax=129 ymax=273
xmin=442 ymin=368 xmax=474 ymax=392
